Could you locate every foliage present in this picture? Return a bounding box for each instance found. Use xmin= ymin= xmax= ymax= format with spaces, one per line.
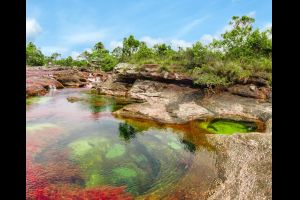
xmin=26 ymin=42 xmax=45 ymax=66
xmin=26 ymin=15 xmax=272 ymax=87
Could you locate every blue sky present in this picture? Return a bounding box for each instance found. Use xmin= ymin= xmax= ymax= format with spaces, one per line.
xmin=26 ymin=0 xmax=272 ymax=58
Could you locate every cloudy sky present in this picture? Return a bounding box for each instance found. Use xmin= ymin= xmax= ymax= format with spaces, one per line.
xmin=26 ymin=0 xmax=272 ymax=58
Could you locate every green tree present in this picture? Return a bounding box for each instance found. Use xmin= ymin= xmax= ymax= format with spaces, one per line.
xmin=122 ymin=35 xmax=140 ymax=59
xmin=112 ymin=47 xmax=123 ymax=60
xmin=26 ymin=42 xmax=45 ymax=66
xmin=133 ymin=42 xmax=153 ymax=60
xmin=153 ymin=43 xmax=172 ymax=56
xmin=220 ymin=16 xmax=255 ymax=58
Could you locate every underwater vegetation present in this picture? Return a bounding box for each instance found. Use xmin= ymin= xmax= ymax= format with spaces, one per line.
xmin=55 ymin=121 xmax=195 ymax=196
xmin=32 ymin=185 xmax=133 ymax=200
xmin=26 ymin=96 xmax=52 ymax=105
xmin=199 ymin=119 xmax=257 ymax=134
xmin=79 ymin=93 xmax=135 ymax=113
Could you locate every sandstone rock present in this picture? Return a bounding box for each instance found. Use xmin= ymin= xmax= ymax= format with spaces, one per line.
xmin=228 ymin=84 xmax=271 ymax=99
xmin=114 ymin=63 xmax=194 ymax=85
xmin=93 ymin=74 xmax=132 ymax=97
xmin=114 ymin=80 xmax=214 ymax=123
xmin=66 ymin=96 xmax=84 ymax=103
xmin=53 ymin=71 xmax=87 ymax=87
xmin=200 ymin=92 xmax=272 ymax=122
xmin=207 ymin=132 xmax=272 ymax=200
xmin=237 ymin=76 xmax=268 ymax=86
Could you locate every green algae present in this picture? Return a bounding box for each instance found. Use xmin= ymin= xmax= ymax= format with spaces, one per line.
xmin=167 ymin=141 xmax=182 ymax=150
xmin=200 ymin=119 xmax=257 ymax=135
xmin=105 ymin=144 xmax=126 ymax=158
xmin=68 ymin=140 xmax=93 ymax=157
xmin=112 ymin=167 xmax=137 ymax=178
xmin=26 ymin=123 xmax=58 ymax=133
xmin=26 ymin=96 xmax=52 ymax=105
xmin=85 ymin=173 xmax=105 ymax=187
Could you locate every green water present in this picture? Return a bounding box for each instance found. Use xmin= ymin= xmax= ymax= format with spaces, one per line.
xmin=199 ymin=119 xmax=258 ymax=135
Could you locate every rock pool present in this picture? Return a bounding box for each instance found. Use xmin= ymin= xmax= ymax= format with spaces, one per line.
xmin=26 ymin=88 xmax=246 ymax=199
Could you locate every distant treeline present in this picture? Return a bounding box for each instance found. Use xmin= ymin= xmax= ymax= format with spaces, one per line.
xmin=26 ymin=16 xmax=272 ymax=87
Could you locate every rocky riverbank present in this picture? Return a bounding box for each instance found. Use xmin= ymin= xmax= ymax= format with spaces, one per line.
xmin=26 ymin=64 xmax=272 ymax=200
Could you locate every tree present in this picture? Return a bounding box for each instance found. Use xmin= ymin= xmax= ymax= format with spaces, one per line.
xmin=220 ymin=16 xmax=255 ymax=58
xmin=50 ymin=53 xmax=61 ymax=61
xmin=122 ymin=35 xmax=140 ymax=59
xmin=133 ymin=42 xmax=153 ymax=60
xmin=112 ymin=47 xmax=123 ymax=60
xmin=94 ymin=42 xmax=105 ymax=51
xmin=153 ymin=43 xmax=173 ymax=56
xmin=26 ymin=42 xmax=45 ymax=66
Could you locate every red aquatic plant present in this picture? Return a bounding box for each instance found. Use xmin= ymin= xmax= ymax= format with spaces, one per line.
xmin=33 ymin=185 xmax=133 ymax=200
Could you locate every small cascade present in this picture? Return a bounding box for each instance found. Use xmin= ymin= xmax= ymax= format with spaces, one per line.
xmin=48 ymin=85 xmax=57 ymax=90
xmin=85 ymin=83 xmax=93 ymax=89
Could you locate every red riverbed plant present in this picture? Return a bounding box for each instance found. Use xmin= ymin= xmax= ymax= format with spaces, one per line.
xmin=26 ymin=124 xmax=133 ymax=200
xmin=33 ymin=185 xmax=133 ymax=200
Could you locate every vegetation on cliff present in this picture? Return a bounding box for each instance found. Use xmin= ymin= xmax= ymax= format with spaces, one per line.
xmin=26 ymin=16 xmax=272 ymax=87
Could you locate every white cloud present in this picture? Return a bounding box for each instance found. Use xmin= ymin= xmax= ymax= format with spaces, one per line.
xmin=263 ymin=22 xmax=272 ymax=30
xmin=26 ymin=17 xmax=42 ymax=41
xmin=200 ymin=34 xmax=215 ymax=45
xmin=140 ymin=36 xmax=165 ymax=47
xmin=176 ymin=16 xmax=210 ymax=37
xmin=70 ymin=51 xmax=81 ymax=59
xmin=84 ymin=48 xmax=92 ymax=53
xmin=41 ymin=46 xmax=68 ymax=56
xmin=65 ymin=30 xmax=108 ymax=45
xmin=170 ymin=39 xmax=192 ymax=49
xmin=247 ymin=11 xmax=256 ymax=18
xmin=109 ymin=40 xmax=123 ymax=50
